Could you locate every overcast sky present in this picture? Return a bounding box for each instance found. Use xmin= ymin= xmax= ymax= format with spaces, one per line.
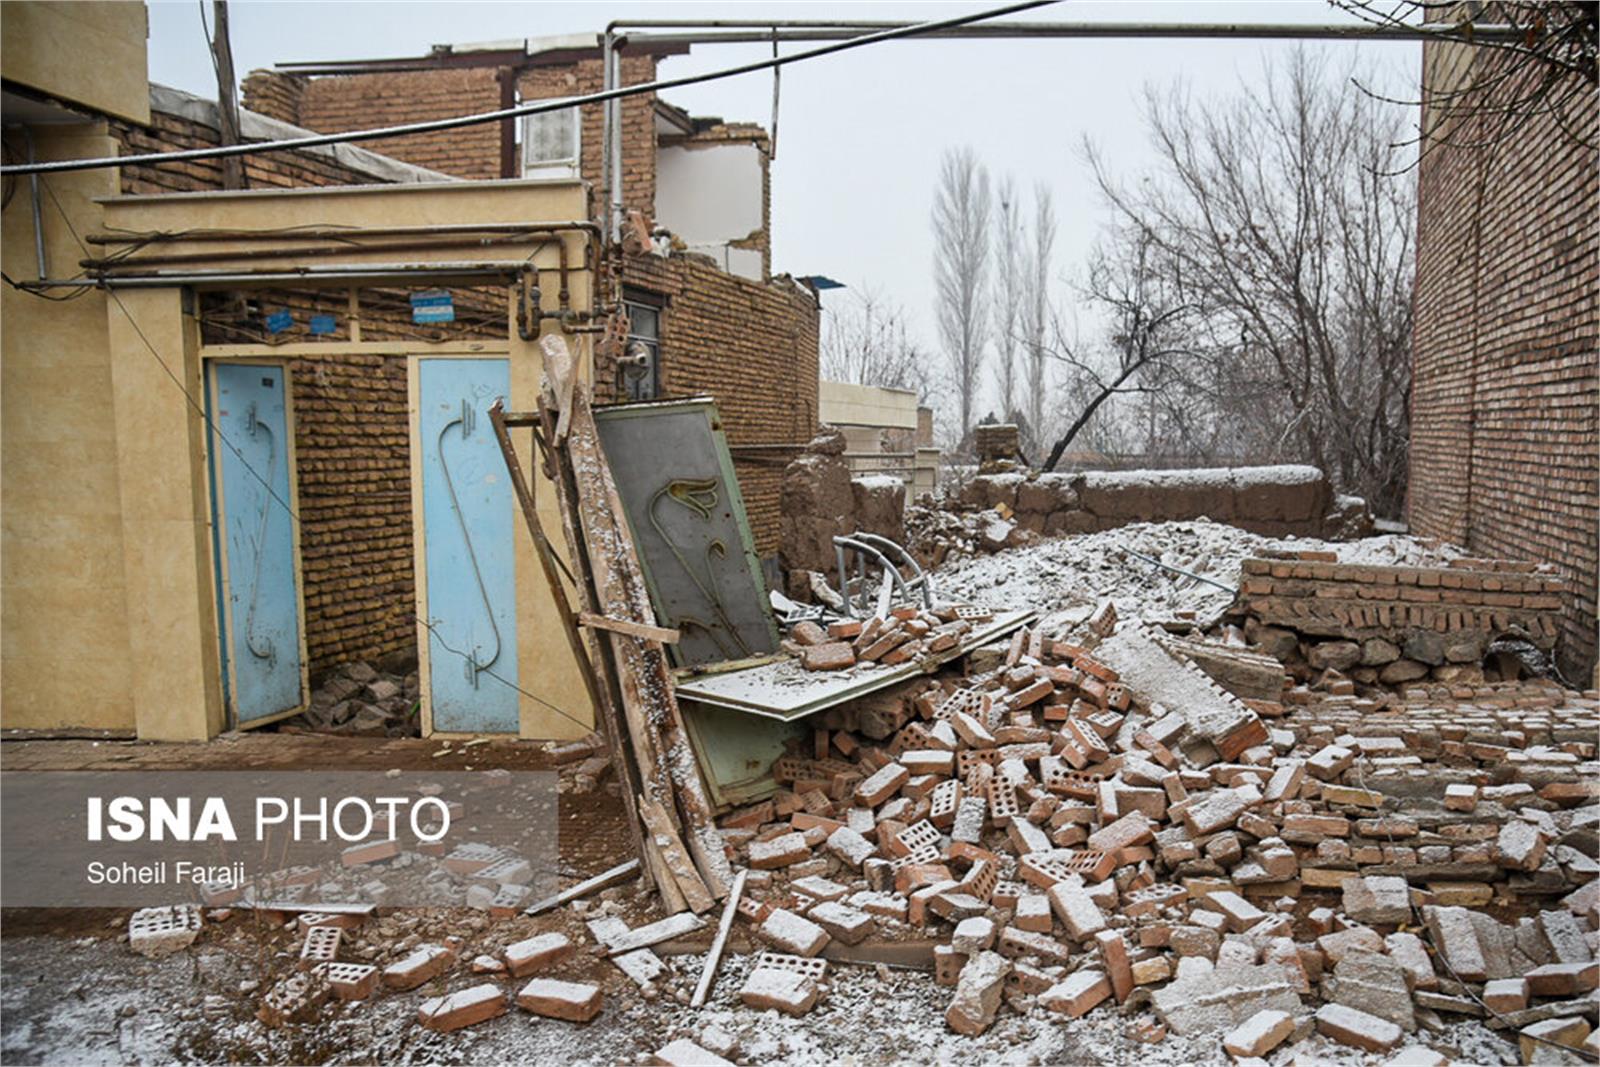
xmin=147 ymin=1 xmax=1418 ymax=419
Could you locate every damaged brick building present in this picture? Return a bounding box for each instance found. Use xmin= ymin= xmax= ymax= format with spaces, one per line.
xmin=241 ymin=35 xmax=822 ymax=556
xmin=1409 ymin=32 xmax=1599 ymax=683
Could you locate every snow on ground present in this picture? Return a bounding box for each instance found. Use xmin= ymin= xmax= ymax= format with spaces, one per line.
xmin=931 ymin=520 xmax=1463 ymax=625
xmin=0 ymin=932 xmax=1522 ymax=1066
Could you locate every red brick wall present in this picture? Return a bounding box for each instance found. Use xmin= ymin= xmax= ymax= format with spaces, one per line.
xmin=113 ymin=107 xmax=437 ymax=675
xmin=602 ymin=253 xmax=820 ymax=555
xmin=519 ymin=54 xmax=658 ymax=223
xmin=1410 ymin=42 xmax=1599 ymax=679
xmin=244 ymin=67 xmax=503 ymax=179
xmin=114 ymin=110 xmax=406 ymax=194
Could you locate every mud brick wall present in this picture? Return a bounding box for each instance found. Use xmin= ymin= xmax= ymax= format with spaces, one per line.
xmin=243 ymin=67 xmax=503 ymax=179
xmin=958 ymin=465 xmax=1365 ymax=539
xmin=605 ymin=252 xmax=820 ymax=556
xmin=1409 ymin=40 xmax=1598 ymax=679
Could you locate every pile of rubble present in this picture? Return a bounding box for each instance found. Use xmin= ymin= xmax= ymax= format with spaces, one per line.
xmin=708 ymin=602 xmax=1599 ymax=1061
xmin=788 ymin=607 xmax=985 ymax=672
xmin=906 ymin=464 xmax=1374 ymax=573
xmin=294 ymin=658 xmax=420 ymax=737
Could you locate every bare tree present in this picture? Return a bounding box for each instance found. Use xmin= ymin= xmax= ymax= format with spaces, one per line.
xmin=1079 ymin=49 xmax=1416 ymax=515
xmin=932 ymin=146 xmax=992 ymax=443
xmin=1041 ymin=228 xmax=1197 ymax=472
xmin=991 ymin=174 xmax=1023 ymax=423
xmin=820 ymin=286 xmax=935 ymax=398
xmin=1335 ymin=1 xmax=1596 ymax=159
xmin=1022 ymin=183 xmax=1057 ymax=450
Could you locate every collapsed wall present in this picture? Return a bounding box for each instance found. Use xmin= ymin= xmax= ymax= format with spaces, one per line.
xmin=1236 ymin=548 xmax=1569 ymax=687
xmin=779 ymin=430 xmax=908 ymax=586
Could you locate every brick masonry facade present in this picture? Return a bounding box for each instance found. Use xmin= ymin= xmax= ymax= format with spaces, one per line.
xmin=244 ymin=50 xmax=817 ymax=558
xmin=1409 ymin=41 xmax=1599 ymax=679
xmin=1240 ymin=557 xmax=1564 ymax=650
xmin=111 ymin=103 xmax=460 ymax=675
xmin=248 ymin=67 xmax=504 ymax=180
xmin=602 ymin=252 xmax=820 ymax=554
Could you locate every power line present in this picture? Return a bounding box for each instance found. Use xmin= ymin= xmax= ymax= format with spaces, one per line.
xmin=1 ymin=0 xmax=1058 ymax=177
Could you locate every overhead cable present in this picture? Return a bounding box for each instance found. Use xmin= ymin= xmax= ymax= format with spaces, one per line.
xmin=0 ymin=0 xmax=1057 ymax=177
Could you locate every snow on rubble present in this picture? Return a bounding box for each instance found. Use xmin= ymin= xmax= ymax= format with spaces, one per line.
xmin=930 ymin=519 xmax=1464 ymax=626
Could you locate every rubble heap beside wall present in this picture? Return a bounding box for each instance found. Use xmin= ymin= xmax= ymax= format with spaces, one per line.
xmin=1238 ymin=552 xmax=1567 ymax=686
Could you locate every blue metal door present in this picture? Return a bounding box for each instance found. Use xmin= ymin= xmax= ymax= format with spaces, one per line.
xmin=209 ymin=362 xmax=305 ymax=725
xmin=418 ymin=358 xmax=518 ymax=733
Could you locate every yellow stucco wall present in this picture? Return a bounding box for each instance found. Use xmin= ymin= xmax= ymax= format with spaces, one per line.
xmin=6 ymin=175 xmax=597 ymax=740
xmin=1 ymin=2 xmax=151 ymax=125
xmin=1 ymin=123 xmax=139 ymax=732
xmin=93 ymin=180 xmax=596 ymax=741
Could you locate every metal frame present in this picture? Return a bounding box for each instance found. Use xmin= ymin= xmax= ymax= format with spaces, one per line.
xmin=833 ymin=531 xmax=934 ymax=616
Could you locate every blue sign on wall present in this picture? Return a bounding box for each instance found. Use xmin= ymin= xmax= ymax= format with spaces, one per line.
xmin=411 ymin=290 xmax=456 ymax=324
xmin=309 ymin=314 xmax=337 ymax=335
xmin=265 ymin=309 xmax=294 ymax=334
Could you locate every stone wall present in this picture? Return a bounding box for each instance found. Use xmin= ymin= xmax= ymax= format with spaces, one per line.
xmin=955 ymin=465 xmax=1368 ymax=540
xmin=1237 ymin=550 xmax=1567 ymax=687
xmin=1409 ymin=39 xmax=1598 ymax=679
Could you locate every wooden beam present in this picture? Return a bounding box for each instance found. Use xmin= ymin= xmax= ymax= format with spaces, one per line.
xmin=579 ymin=612 xmax=680 ymax=644
xmin=691 ymin=867 xmax=748 ymax=1008
xmin=523 ymin=859 xmax=640 ymax=916
xmin=487 ymin=400 xmax=658 ymax=904
xmin=539 ymin=334 xmax=733 ymax=901
xmin=639 ymin=796 xmax=714 ymax=914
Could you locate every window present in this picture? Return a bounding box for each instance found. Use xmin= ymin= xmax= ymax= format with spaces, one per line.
xmin=619 ymin=291 xmax=662 ymax=401
xmin=521 ymin=108 xmax=579 ymax=178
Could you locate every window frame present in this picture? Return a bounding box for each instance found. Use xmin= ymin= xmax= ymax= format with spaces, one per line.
xmin=521 ymin=107 xmax=580 ymax=179
xmin=618 ymin=288 xmax=664 ymax=401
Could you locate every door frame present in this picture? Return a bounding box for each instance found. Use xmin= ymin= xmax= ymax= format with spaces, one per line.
xmin=408 ymin=349 xmax=516 ymax=739
xmin=202 ymin=355 xmax=311 ymax=730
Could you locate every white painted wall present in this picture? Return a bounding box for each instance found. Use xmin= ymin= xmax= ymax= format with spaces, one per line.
xmin=656 ymin=141 xmax=764 ymax=281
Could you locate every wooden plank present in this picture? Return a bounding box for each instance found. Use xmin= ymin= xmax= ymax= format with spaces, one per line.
xmin=579 ymin=612 xmax=680 ymax=644
xmin=539 ymin=335 xmax=732 ymax=901
xmin=639 ymin=796 xmax=714 ymax=914
xmin=487 ymin=401 xmax=657 ymax=902
xmin=642 ymin=835 xmax=689 ymax=915
xmin=523 ymin=859 xmax=640 ymax=917
xmin=605 ymin=911 xmax=706 ymax=956
xmin=691 ymin=867 xmax=748 ymax=1008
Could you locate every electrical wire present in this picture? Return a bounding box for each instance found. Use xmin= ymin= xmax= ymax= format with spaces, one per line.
xmin=0 ymin=0 xmax=1058 ymax=177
